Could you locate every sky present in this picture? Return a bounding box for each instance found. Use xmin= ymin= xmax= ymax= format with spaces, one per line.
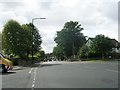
xmin=0 ymin=0 xmax=119 ymax=53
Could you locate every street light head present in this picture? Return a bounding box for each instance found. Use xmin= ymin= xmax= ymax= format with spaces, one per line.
xmin=33 ymin=18 xmax=46 ymax=20
xmin=39 ymin=18 xmax=46 ymax=19
xmin=32 ymin=17 xmax=46 ymax=23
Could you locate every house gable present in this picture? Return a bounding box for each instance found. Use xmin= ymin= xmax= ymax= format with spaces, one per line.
xmin=85 ymin=38 xmax=120 ymax=53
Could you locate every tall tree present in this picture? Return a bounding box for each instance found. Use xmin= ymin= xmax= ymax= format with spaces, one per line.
xmin=2 ymin=19 xmax=42 ymax=64
xmin=21 ymin=24 xmax=32 ymax=58
xmin=91 ymin=34 xmax=114 ymax=59
xmin=78 ymin=45 xmax=89 ymax=59
xmin=29 ymin=23 xmax=42 ymax=56
xmin=2 ymin=20 xmax=23 ymax=56
xmin=53 ymin=45 xmax=64 ymax=60
xmin=39 ymin=50 xmax=45 ymax=61
xmin=0 ymin=33 xmax=2 ymax=51
xmin=54 ymin=21 xmax=86 ymax=58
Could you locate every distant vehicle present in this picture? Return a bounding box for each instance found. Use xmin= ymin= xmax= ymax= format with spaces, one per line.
xmin=0 ymin=53 xmax=13 ymax=73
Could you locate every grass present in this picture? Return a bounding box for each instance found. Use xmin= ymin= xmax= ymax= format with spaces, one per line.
xmin=82 ymin=59 xmax=119 ymax=62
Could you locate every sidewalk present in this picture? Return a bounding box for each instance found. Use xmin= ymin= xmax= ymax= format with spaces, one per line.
xmin=42 ymin=61 xmax=82 ymax=64
xmin=12 ymin=66 xmax=25 ymax=70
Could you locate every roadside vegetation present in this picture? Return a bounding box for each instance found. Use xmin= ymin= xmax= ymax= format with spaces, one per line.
xmin=1 ymin=20 xmax=45 ymax=66
xmin=0 ymin=20 xmax=120 ymax=66
xmin=53 ymin=21 xmax=86 ymax=61
xmin=53 ymin=21 xmax=120 ymax=61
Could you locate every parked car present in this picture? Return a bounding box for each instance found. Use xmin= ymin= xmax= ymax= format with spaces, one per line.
xmin=0 ymin=53 xmax=13 ymax=73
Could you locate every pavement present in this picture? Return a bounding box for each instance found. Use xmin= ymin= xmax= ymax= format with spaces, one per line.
xmin=2 ymin=61 xmax=119 ymax=89
xmin=12 ymin=66 xmax=24 ymax=70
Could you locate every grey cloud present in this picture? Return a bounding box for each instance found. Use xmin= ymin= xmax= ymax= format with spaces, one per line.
xmin=0 ymin=0 xmax=118 ymax=53
xmin=41 ymin=37 xmax=56 ymax=53
xmin=0 ymin=2 xmax=24 ymax=11
xmin=39 ymin=2 xmax=54 ymax=10
xmin=101 ymin=2 xmax=118 ymax=22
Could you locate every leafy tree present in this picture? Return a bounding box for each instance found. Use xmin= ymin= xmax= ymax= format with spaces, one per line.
xmin=2 ymin=20 xmax=23 ymax=56
xmin=2 ymin=20 xmax=43 ymax=65
xmin=45 ymin=53 xmax=53 ymax=61
xmin=40 ymin=50 xmax=45 ymax=61
xmin=53 ymin=45 xmax=64 ymax=60
xmin=29 ymin=23 xmax=42 ymax=56
xmin=2 ymin=20 xmax=33 ymax=59
xmin=21 ymin=24 xmax=32 ymax=59
xmin=0 ymin=33 xmax=1 ymax=49
xmin=91 ymin=34 xmax=114 ymax=59
xmin=54 ymin=21 xmax=86 ymax=58
xmin=78 ymin=45 xmax=89 ymax=59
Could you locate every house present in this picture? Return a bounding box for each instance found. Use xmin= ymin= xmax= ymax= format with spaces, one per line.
xmin=85 ymin=38 xmax=94 ymax=47
xmin=110 ymin=39 xmax=120 ymax=53
xmin=86 ymin=38 xmax=120 ymax=53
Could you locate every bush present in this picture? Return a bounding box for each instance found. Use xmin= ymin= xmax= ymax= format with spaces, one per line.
xmin=11 ymin=57 xmax=19 ymax=65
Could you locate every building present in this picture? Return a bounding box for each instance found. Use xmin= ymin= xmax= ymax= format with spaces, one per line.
xmin=86 ymin=38 xmax=120 ymax=53
xmin=110 ymin=39 xmax=120 ymax=53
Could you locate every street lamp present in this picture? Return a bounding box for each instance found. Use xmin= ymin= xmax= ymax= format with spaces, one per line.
xmin=32 ymin=18 xmax=46 ymax=24
xmin=31 ymin=17 xmax=46 ymax=63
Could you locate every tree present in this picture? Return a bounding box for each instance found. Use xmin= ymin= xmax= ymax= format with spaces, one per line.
xmin=2 ymin=20 xmax=23 ymax=57
xmin=40 ymin=50 xmax=45 ymax=61
xmin=91 ymin=34 xmax=114 ymax=59
xmin=21 ymin=24 xmax=32 ymax=59
xmin=54 ymin=21 xmax=86 ymax=58
xmin=29 ymin=23 xmax=42 ymax=56
xmin=53 ymin=45 xmax=64 ymax=60
xmin=0 ymin=33 xmax=2 ymax=51
xmin=78 ymin=45 xmax=89 ymax=59
xmin=2 ymin=19 xmax=43 ymax=65
xmin=2 ymin=20 xmax=33 ymax=59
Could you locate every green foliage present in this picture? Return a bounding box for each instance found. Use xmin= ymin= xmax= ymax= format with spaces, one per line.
xmin=91 ymin=34 xmax=114 ymax=59
xmin=78 ymin=45 xmax=89 ymax=58
xmin=2 ymin=20 xmax=42 ymax=61
xmin=39 ymin=50 xmax=45 ymax=61
xmin=53 ymin=45 xmax=64 ymax=60
xmin=2 ymin=20 xmax=23 ymax=56
xmin=29 ymin=23 xmax=42 ymax=54
xmin=54 ymin=21 xmax=86 ymax=58
xmin=20 ymin=24 xmax=32 ymax=58
xmin=0 ymin=33 xmax=2 ymax=51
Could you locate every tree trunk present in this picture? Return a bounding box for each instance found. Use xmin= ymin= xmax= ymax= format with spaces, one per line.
xmin=72 ymin=43 xmax=75 ymax=60
xmin=102 ymin=53 xmax=104 ymax=59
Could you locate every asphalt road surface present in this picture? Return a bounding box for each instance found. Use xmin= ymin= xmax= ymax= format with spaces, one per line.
xmin=2 ymin=61 xmax=119 ymax=88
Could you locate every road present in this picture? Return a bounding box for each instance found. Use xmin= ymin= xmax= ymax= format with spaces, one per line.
xmin=2 ymin=61 xmax=119 ymax=89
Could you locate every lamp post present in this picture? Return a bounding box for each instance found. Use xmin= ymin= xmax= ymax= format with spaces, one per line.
xmin=32 ymin=18 xmax=46 ymax=24
xmin=31 ymin=17 xmax=46 ymax=63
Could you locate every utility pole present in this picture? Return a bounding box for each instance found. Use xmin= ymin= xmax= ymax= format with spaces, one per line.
xmin=31 ymin=17 xmax=46 ymax=63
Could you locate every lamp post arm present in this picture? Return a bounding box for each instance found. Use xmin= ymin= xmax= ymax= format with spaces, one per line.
xmin=32 ymin=18 xmax=46 ymax=23
xmin=31 ymin=17 xmax=46 ymax=63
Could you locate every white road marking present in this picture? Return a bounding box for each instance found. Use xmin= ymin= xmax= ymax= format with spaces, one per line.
xmin=33 ymin=68 xmax=37 ymax=80
xmin=33 ymin=80 xmax=35 ymax=84
xmin=84 ymin=66 xmax=96 ymax=69
xmin=105 ymin=69 xmax=118 ymax=73
xmin=30 ymin=64 xmax=40 ymax=89
xmin=32 ymin=84 xmax=35 ymax=87
xmin=29 ymin=68 xmax=33 ymax=74
xmin=31 ymin=68 xmax=38 ymax=89
xmin=102 ymin=62 xmax=118 ymax=65
xmin=33 ymin=78 xmax=35 ymax=81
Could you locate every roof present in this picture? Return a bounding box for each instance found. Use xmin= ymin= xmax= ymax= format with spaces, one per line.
xmin=86 ymin=38 xmax=120 ymax=47
xmin=87 ymin=38 xmax=94 ymax=41
xmin=110 ymin=39 xmax=120 ymax=47
xmin=86 ymin=38 xmax=94 ymax=43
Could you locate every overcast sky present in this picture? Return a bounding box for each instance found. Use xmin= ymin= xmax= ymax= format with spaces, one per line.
xmin=0 ymin=0 xmax=119 ymax=53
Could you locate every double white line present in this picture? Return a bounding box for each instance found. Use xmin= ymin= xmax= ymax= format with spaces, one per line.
xmin=32 ymin=68 xmax=37 ymax=88
xmin=29 ymin=68 xmax=33 ymax=74
xmin=29 ymin=68 xmax=38 ymax=89
xmin=105 ymin=69 xmax=118 ymax=73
